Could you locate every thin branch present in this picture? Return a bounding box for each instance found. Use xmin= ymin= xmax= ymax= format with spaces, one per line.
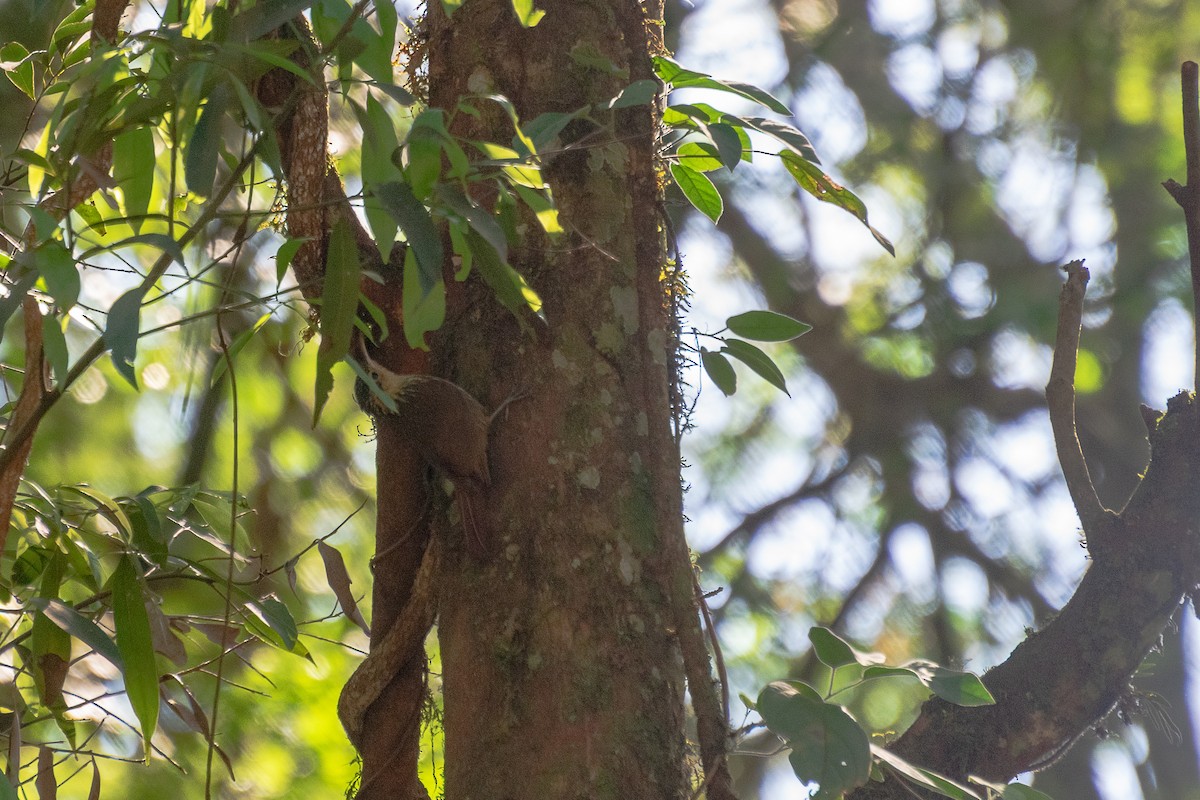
xmin=1161 ymin=61 xmax=1200 ymax=388
xmin=1045 ymin=260 xmax=1108 ymax=537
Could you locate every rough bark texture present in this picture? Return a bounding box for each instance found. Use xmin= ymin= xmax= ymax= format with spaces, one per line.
xmin=426 ymin=1 xmax=696 ymax=797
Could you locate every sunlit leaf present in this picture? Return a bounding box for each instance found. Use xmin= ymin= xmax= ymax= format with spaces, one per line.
xmin=669 ymin=163 xmax=722 ymax=222
xmin=726 ymin=310 xmax=811 ymax=341
xmin=652 ymin=56 xmax=790 ymax=114
xmin=872 ymin=746 xmax=982 ymax=799
xmin=780 ymin=151 xmax=895 ymax=255
xmin=511 ymin=0 xmax=545 ymax=27
xmin=1 ymin=42 xmax=35 ymax=99
xmin=113 ymin=126 xmax=155 ymax=232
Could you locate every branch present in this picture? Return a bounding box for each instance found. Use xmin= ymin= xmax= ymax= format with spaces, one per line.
xmin=0 ymin=0 xmax=131 ymax=556
xmin=1161 ymin=61 xmax=1200 ymax=388
xmin=1045 ymin=260 xmax=1110 ymax=541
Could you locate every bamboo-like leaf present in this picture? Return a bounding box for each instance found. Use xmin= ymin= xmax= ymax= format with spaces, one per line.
xmin=112 ymin=555 xmax=159 ymax=760
xmin=313 ymin=218 xmax=361 ymax=425
xmin=112 ymin=127 xmax=155 ymax=232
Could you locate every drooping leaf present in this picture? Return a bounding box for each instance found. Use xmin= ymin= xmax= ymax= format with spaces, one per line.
xmin=317 ymin=542 xmax=370 ymax=635
xmin=721 ymin=339 xmax=789 ymax=395
xmin=106 ymin=288 xmax=147 ymax=388
xmin=807 ymin=627 xmax=884 ymax=670
xmin=40 ymin=315 xmax=69 ymax=387
xmin=780 ymin=151 xmax=895 ymax=255
xmin=111 ymin=556 xmax=159 ymax=760
xmin=33 ymin=599 xmax=122 ymax=668
xmin=274 ymin=237 xmax=308 ymax=285
xmin=669 ymin=163 xmax=722 ymax=222
xmin=184 ymin=84 xmax=229 ymax=197
xmin=700 ymin=348 xmax=736 ymax=396
xmin=739 ymin=116 xmax=820 ymax=164
xmin=1001 ymin=784 xmax=1054 ymax=800
xmin=465 ymin=228 xmax=541 ymax=321
xmin=726 ymin=310 xmax=811 ymax=342
xmin=375 ymin=181 xmax=442 ymax=295
xmin=313 ymin=218 xmax=360 ymax=425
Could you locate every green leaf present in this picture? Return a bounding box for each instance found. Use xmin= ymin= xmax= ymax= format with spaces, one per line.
xmin=437 ymin=185 xmax=509 ymax=262
xmin=313 ymin=218 xmax=361 ymax=425
xmin=125 ymin=493 xmax=168 ymax=567
xmin=653 ymin=56 xmax=790 ymax=114
xmin=721 ymin=339 xmax=788 ymax=395
xmin=368 ymin=79 xmax=415 ymax=106
xmin=739 ymin=115 xmax=819 ymax=164
xmin=1002 ymin=785 xmax=1054 ymax=800
xmin=210 ymin=313 xmax=271 ymax=386
xmin=922 ymin=665 xmax=995 ymax=707
xmin=669 ymin=163 xmax=722 ymax=222
xmin=871 ymin=746 xmax=982 ymax=799
xmin=32 ymin=599 xmax=123 ymax=669
xmin=808 ymin=626 xmax=869 ymax=670
xmin=676 ymin=141 xmax=724 ymax=173
xmin=511 ymin=0 xmax=545 ymax=27
xmin=184 ymin=84 xmax=229 ymax=197
xmin=106 ymin=288 xmax=147 ymax=389
xmin=726 ymin=310 xmax=811 ymax=341
xmin=36 ymin=239 xmax=79 ymax=311
xmin=247 ymin=596 xmax=298 ymax=651
xmin=522 ymin=109 xmax=585 ymax=152
xmin=275 ymin=237 xmax=309 ymax=285
xmin=111 ymin=555 xmax=159 ymax=760
xmin=465 ymin=228 xmax=541 ymax=320
xmin=780 ymin=151 xmax=895 ymax=256
xmin=700 ymin=348 xmax=736 ymax=396
xmin=113 ymin=127 xmax=155 ymax=232
xmin=401 ymin=248 xmax=446 ymax=349
xmin=1 ymin=42 xmax=35 ymax=99
xmin=609 ymin=79 xmax=660 ymax=109
xmin=41 ymin=315 xmax=69 ymax=387
xmin=441 ymin=0 xmax=465 ymax=15
xmin=707 ymin=122 xmax=745 ymax=170
xmin=375 ymin=181 xmax=442 ymax=295
xmin=757 ymin=681 xmax=871 ymax=798
xmin=405 ymin=114 xmax=444 ymax=200
xmin=0 ymin=272 xmax=36 ymax=345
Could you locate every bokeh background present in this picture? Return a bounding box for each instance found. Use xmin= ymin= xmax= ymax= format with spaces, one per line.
xmin=1 ymin=0 xmax=1198 ymax=798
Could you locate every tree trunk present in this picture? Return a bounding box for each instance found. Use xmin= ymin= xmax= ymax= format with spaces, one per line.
xmin=423 ymin=1 xmax=696 ymax=796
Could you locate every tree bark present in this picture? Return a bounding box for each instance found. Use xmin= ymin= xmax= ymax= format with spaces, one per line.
xmin=423 ymin=1 xmax=701 ymax=797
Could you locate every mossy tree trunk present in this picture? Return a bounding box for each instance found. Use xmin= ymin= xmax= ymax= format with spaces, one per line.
xmin=420 ymin=1 xmax=698 ymax=797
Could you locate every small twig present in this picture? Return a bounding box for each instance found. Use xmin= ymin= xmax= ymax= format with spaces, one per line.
xmin=1162 ymin=61 xmax=1200 ymax=388
xmin=1046 ymin=260 xmax=1108 ymax=536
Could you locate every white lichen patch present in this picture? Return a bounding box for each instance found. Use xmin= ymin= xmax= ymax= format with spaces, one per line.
xmin=617 ymin=539 xmax=640 ymax=585
xmin=647 ymin=328 xmax=668 ymax=365
xmin=577 ymin=465 xmax=601 ymax=489
xmin=610 ymin=285 xmax=639 ymax=335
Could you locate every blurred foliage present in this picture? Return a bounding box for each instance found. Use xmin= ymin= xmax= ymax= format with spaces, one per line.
xmin=2 ymin=0 xmax=1198 ymax=798
xmin=666 ymin=0 xmax=1200 ymax=797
